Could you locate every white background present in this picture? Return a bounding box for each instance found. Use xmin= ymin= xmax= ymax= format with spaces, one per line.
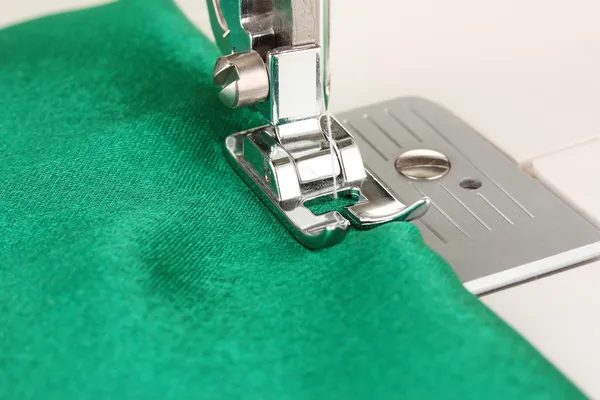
xmin=2 ymin=0 xmax=600 ymax=397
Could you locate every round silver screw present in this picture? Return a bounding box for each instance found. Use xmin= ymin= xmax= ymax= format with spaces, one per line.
xmin=212 ymin=50 xmax=269 ymax=108
xmin=395 ymin=149 xmax=451 ymax=180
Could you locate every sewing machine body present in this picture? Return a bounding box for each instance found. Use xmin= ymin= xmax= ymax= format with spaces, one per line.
xmin=206 ymin=0 xmax=600 ymax=294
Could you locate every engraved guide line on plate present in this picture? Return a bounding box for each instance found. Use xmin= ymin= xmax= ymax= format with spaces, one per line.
xmin=384 ymin=108 xmax=423 ymax=143
xmin=440 ymin=184 xmax=492 ymax=231
xmin=411 ymin=182 xmax=468 ymax=237
xmin=409 ymin=107 xmax=535 ymax=218
xmin=478 ymin=193 xmax=515 ymax=225
xmin=419 ymin=219 xmax=448 ymax=244
xmin=342 ymin=120 xmax=389 ymax=161
xmin=362 ymin=113 xmax=403 ymax=148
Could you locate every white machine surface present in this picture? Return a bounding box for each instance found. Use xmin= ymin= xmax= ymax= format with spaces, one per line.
xmin=3 ymin=0 xmax=600 ymax=397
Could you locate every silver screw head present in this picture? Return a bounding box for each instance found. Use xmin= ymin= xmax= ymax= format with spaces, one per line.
xmin=395 ymin=149 xmax=451 ymax=180
xmin=212 ymin=50 xmax=270 ymax=108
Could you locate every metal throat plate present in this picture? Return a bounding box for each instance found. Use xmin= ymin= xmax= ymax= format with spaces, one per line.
xmin=338 ymin=97 xmax=600 ymax=295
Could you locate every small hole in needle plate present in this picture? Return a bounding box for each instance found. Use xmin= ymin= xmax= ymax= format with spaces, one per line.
xmin=459 ymin=177 xmax=482 ymax=190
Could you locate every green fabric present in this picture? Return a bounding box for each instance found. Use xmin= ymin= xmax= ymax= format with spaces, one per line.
xmin=0 ymin=1 xmax=584 ymax=399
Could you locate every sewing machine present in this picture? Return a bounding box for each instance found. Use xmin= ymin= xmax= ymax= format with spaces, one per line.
xmin=3 ymin=0 xmax=600 ymax=396
xmin=205 ymin=0 xmax=600 ymax=293
xmin=203 ymin=1 xmax=600 ymax=393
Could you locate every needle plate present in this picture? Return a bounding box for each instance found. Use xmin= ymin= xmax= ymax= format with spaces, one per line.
xmin=339 ymin=97 xmax=600 ymax=295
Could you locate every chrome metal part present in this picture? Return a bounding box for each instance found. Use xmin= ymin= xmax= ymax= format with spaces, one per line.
xmin=208 ymin=0 xmax=330 ymax=106
xmin=225 ymin=119 xmax=431 ymax=249
xmin=339 ymin=97 xmax=600 ymax=294
xmin=395 ymin=149 xmax=451 ymax=181
xmin=213 ymin=50 xmax=269 ymax=108
xmin=208 ymin=0 xmax=430 ymax=249
xmin=264 ymin=45 xmax=323 ymax=126
xmin=208 ymin=0 xmax=276 ymax=56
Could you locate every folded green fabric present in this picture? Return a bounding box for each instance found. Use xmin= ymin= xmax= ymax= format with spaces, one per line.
xmin=0 ymin=1 xmax=585 ymax=399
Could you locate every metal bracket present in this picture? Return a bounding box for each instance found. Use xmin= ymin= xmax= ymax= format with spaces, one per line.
xmin=224 ymin=118 xmax=430 ymax=249
xmin=208 ymin=0 xmax=430 ymax=249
